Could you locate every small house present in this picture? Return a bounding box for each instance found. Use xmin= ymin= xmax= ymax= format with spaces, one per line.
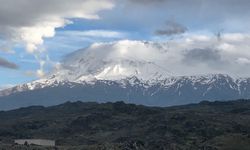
xmin=14 ymin=139 xmax=55 ymax=146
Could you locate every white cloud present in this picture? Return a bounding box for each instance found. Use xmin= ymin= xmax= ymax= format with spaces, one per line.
xmin=223 ymin=33 xmax=247 ymax=42
xmin=69 ymin=30 xmax=126 ymax=38
xmin=61 ymin=32 xmax=250 ymax=78
xmin=0 ymin=0 xmax=114 ymax=53
xmin=236 ymin=58 xmax=250 ymax=65
xmin=0 ymin=0 xmax=114 ymax=78
xmin=59 ymin=30 xmax=126 ymax=39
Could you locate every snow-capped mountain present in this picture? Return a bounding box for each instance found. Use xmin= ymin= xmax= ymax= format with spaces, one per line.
xmin=53 ymin=40 xmax=172 ymax=81
xmin=1 ymin=73 xmax=250 ymax=110
xmin=1 ymin=40 xmax=250 ymax=110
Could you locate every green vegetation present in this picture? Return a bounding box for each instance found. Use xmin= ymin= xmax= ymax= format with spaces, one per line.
xmin=0 ymin=100 xmax=250 ymax=149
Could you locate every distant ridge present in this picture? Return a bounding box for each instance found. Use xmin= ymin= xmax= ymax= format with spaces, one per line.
xmin=0 ymin=74 xmax=250 ymax=110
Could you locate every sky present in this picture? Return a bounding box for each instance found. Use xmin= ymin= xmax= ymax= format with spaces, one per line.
xmin=0 ymin=0 xmax=250 ymax=89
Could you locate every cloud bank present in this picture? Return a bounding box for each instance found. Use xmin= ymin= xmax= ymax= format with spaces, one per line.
xmin=0 ymin=0 xmax=114 ymax=53
xmin=60 ymin=33 xmax=250 ymax=78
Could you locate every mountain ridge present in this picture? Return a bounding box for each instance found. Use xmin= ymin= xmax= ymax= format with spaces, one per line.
xmin=1 ymin=74 xmax=250 ymax=110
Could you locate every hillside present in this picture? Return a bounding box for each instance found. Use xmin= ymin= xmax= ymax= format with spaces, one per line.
xmin=1 ymin=74 xmax=250 ymax=110
xmin=0 ymin=100 xmax=250 ymax=149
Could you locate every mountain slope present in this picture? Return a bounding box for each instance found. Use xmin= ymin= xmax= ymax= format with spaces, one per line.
xmin=0 ymin=74 xmax=250 ymax=110
xmin=1 ymin=100 xmax=250 ymax=149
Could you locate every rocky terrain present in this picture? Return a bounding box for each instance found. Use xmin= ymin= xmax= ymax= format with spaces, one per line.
xmin=0 ymin=99 xmax=250 ymax=149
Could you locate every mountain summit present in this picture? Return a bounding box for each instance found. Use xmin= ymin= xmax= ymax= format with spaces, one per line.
xmin=51 ymin=40 xmax=172 ymax=82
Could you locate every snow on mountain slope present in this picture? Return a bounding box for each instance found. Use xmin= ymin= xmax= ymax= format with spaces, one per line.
xmin=1 ymin=40 xmax=250 ymax=110
xmin=0 ymin=72 xmax=250 ymax=110
xmin=55 ymin=40 xmax=172 ymax=81
xmin=0 ymin=73 xmax=248 ymax=99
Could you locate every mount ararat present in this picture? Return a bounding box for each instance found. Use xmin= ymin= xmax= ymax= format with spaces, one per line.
xmin=0 ymin=41 xmax=249 ymax=110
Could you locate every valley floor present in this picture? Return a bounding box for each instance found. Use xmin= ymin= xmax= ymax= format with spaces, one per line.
xmin=0 ymin=100 xmax=250 ymax=150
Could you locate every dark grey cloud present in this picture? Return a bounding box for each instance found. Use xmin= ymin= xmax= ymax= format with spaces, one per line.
xmin=0 ymin=57 xmax=18 ymax=69
xmin=122 ymin=0 xmax=169 ymax=10
xmin=183 ymin=48 xmax=222 ymax=65
xmin=155 ymin=20 xmax=187 ymax=36
xmin=127 ymin=0 xmax=166 ymax=4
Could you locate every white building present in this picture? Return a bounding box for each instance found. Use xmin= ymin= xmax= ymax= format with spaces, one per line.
xmin=14 ymin=139 xmax=55 ymax=146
